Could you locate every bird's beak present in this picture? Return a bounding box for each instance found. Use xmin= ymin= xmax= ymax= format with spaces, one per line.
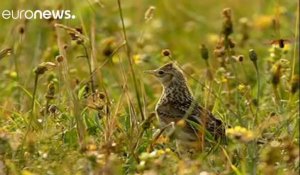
xmin=144 ymin=70 xmax=156 ymax=75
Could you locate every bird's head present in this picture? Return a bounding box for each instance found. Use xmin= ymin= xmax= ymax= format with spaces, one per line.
xmin=145 ymin=62 xmax=186 ymax=87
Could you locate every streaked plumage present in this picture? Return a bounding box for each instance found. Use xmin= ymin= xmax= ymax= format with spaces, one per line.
xmin=147 ymin=62 xmax=225 ymax=145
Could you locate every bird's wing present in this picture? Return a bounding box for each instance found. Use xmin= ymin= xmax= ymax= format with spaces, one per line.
xmin=156 ymin=101 xmax=200 ymax=121
xmin=197 ymin=106 xmax=225 ymax=139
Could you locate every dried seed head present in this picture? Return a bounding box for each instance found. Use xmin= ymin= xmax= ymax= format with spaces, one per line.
xmin=200 ymin=44 xmax=209 ymax=60
xmin=76 ymin=38 xmax=84 ymax=45
xmin=45 ymin=81 xmax=55 ymax=100
xmin=222 ymin=8 xmax=233 ymax=37
xmin=290 ymin=75 xmax=299 ymax=94
xmin=102 ymin=38 xmax=116 ymax=57
xmin=103 ymin=45 xmax=113 ymax=57
xmin=34 ymin=62 xmax=56 ymax=75
xmin=249 ymin=49 xmax=258 ymax=62
xmin=232 ymin=55 xmax=244 ymax=62
xmin=161 ymin=49 xmax=171 ymax=57
xmin=55 ymin=55 xmax=64 ymax=63
xmin=99 ymin=92 xmax=106 ymax=99
xmin=48 ymin=105 xmax=59 ymax=114
xmin=228 ymin=38 xmax=235 ymax=48
xmin=145 ymin=6 xmax=156 ymax=21
xmin=222 ymin=8 xmax=232 ymax=19
xmin=75 ymin=27 xmax=83 ymax=34
xmin=237 ymin=55 xmax=244 ymax=62
xmin=271 ymin=64 xmax=281 ymax=87
xmin=213 ymin=47 xmax=225 ymax=58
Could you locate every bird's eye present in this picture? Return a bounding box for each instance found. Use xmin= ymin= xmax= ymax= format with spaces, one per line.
xmin=158 ymin=70 xmax=164 ymax=75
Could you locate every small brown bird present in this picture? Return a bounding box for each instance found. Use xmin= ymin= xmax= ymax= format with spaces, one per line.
xmin=146 ymin=62 xmax=225 ymax=147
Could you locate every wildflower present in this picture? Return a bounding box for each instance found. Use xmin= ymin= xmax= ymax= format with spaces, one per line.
xmin=253 ymin=15 xmax=273 ymax=30
xmin=221 ymin=76 xmax=228 ymax=83
xmin=165 ymin=148 xmax=171 ymax=153
xmin=133 ymin=54 xmax=142 ymax=64
xmin=8 ymin=71 xmax=18 ymax=80
xmin=282 ymin=42 xmax=291 ymax=53
xmin=139 ymin=152 xmax=150 ymax=160
xmin=132 ymin=54 xmax=149 ymax=64
xmin=238 ymin=83 xmax=246 ymax=92
xmin=206 ymin=33 xmax=219 ymax=44
xmin=226 ymin=126 xmax=255 ymax=143
xmin=176 ymin=119 xmax=186 ymax=128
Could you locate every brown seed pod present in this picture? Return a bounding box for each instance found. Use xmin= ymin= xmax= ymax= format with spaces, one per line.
xmin=34 ymin=62 xmax=56 ymax=75
xmin=291 ymin=75 xmax=300 ymax=94
xmin=45 ymin=81 xmax=55 ymax=100
xmin=55 ymin=55 xmax=64 ymax=63
xmin=161 ymin=49 xmax=171 ymax=57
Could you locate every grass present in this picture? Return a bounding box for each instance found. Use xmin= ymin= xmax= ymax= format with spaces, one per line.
xmin=0 ymin=0 xmax=299 ymax=174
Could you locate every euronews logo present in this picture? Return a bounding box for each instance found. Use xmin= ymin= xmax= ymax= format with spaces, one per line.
xmin=1 ymin=10 xmax=76 ymax=20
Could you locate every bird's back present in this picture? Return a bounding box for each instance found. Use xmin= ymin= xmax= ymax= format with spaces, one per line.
xmin=155 ymin=80 xmax=225 ymax=142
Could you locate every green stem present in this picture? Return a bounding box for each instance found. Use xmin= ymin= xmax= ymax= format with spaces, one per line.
xmin=82 ymin=44 xmax=95 ymax=93
xmin=117 ymin=0 xmax=145 ymax=121
xmin=253 ymin=61 xmax=260 ymax=126
xmin=31 ymin=74 xmax=39 ymax=119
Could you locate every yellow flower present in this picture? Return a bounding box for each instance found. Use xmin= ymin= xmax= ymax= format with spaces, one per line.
xmin=253 ymin=15 xmax=273 ymax=30
xmin=282 ymin=43 xmax=291 ymax=53
xmin=206 ymin=33 xmax=220 ymax=45
xmin=226 ymin=126 xmax=255 ymax=143
xmin=221 ymin=77 xmax=228 ymax=83
xmin=133 ymin=54 xmax=142 ymax=64
xmin=176 ymin=119 xmax=186 ymax=128
xmin=22 ymin=170 xmax=37 ymax=175
xmin=238 ymin=84 xmax=246 ymax=92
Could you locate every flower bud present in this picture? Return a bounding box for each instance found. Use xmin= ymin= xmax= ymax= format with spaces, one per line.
xmin=249 ymin=49 xmax=258 ymax=62
xmin=200 ymin=44 xmax=209 ymax=60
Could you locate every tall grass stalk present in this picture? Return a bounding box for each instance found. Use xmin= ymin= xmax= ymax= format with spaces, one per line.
xmin=55 ymin=26 xmax=87 ymax=150
xmin=289 ymin=3 xmax=299 ymax=102
xmin=248 ymin=49 xmax=260 ymax=175
xmin=117 ymin=0 xmax=145 ymax=121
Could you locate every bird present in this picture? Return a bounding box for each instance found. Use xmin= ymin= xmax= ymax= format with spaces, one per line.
xmin=145 ymin=62 xmax=225 ymax=148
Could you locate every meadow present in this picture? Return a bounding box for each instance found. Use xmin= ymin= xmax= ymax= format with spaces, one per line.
xmin=0 ymin=0 xmax=299 ymax=174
